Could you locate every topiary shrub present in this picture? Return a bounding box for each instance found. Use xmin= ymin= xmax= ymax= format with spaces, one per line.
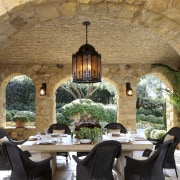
xmin=60 ymin=99 xmax=117 ymax=123
xmin=144 ymin=127 xmax=154 ymax=139
xmin=150 ymin=129 xmax=158 ymax=139
xmin=153 ymin=130 xmax=166 ymax=139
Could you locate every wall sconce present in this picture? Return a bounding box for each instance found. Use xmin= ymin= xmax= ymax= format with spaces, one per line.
xmin=126 ymin=82 xmax=133 ymax=96
xmin=40 ymin=83 xmax=46 ymax=96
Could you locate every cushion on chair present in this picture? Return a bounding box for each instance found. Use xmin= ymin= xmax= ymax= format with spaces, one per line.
xmin=0 ymin=136 xmax=9 ymax=144
xmin=164 ymin=134 xmax=175 ymax=142
xmin=108 ymin=129 xmax=120 ymax=133
xmin=53 ymin=129 xmax=65 ymax=134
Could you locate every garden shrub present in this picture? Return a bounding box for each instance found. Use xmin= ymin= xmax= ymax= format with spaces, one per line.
xmin=150 ymin=129 xmax=158 ymax=139
xmin=15 ymin=111 xmax=35 ymax=122
xmin=153 ymin=130 xmax=166 ymax=139
xmin=137 ymin=109 xmax=153 ymax=116
xmin=156 ymin=117 xmax=164 ymax=124
xmin=153 ymin=109 xmax=163 ymax=117
xmin=104 ymin=105 xmax=117 ymax=123
xmin=145 ymin=115 xmax=157 ymax=124
xmin=60 ymin=99 xmax=117 ymax=123
xmin=8 ymin=109 xmax=18 ymax=117
xmin=153 ymin=124 xmax=166 ymax=130
xmin=137 ymin=114 xmax=146 ymax=121
xmin=144 ymin=127 xmax=154 ymax=139
xmin=56 ymin=112 xmax=73 ymax=126
xmin=6 ymin=111 xmax=12 ymax=122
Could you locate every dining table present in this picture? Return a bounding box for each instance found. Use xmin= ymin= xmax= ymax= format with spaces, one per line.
xmin=20 ymin=133 xmax=153 ymax=179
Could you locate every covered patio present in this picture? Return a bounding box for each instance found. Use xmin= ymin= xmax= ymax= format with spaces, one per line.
xmin=0 ymin=0 xmax=180 ymax=135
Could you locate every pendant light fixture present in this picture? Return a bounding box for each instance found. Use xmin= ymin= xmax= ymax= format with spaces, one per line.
xmin=72 ymin=21 xmax=101 ymax=83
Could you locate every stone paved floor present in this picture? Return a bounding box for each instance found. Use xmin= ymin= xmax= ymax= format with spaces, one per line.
xmin=1 ymin=150 xmax=180 ymax=180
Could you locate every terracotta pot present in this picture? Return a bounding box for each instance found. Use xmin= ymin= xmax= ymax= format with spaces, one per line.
xmin=15 ymin=120 xmax=25 ymax=128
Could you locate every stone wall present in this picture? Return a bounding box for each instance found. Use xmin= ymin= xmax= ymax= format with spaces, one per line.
xmin=0 ymin=63 xmax=179 ymax=139
xmin=0 ymin=0 xmax=180 ymax=138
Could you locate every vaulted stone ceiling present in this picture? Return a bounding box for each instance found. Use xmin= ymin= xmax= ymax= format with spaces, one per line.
xmin=0 ymin=0 xmax=180 ymax=66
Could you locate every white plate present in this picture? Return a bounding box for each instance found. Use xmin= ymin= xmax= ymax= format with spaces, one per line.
xmin=79 ymin=139 xmax=91 ymax=144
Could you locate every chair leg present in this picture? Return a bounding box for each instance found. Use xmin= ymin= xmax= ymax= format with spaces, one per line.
xmin=175 ymin=167 xmax=178 ymax=178
xmin=68 ymin=153 xmax=71 ymax=160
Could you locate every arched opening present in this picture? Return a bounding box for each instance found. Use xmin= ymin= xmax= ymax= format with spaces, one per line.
xmin=54 ymin=78 xmax=118 ymax=127
xmin=136 ymin=73 xmax=174 ymax=135
xmin=6 ymin=75 xmax=36 ymax=128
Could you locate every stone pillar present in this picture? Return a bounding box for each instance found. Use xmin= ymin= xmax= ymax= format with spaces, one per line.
xmin=0 ymin=86 xmax=6 ymax=127
xmin=35 ymin=83 xmax=56 ymax=133
xmin=117 ymin=82 xmax=137 ymax=131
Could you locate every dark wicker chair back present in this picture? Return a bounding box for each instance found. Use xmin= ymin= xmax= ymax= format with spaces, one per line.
xmin=162 ymin=127 xmax=180 ymax=177
xmin=125 ymin=140 xmax=174 ymax=180
xmin=47 ymin=123 xmax=71 ymax=134
xmin=2 ymin=141 xmax=52 ymax=180
xmin=104 ymin=122 xmax=127 ymax=134
xmin=0 ymin=129 xmax=28 ymax=170
xmin=72 ymin=140 xmax=121 ymax=180
xmin=144 ymin=127 xmax=180 ymax=177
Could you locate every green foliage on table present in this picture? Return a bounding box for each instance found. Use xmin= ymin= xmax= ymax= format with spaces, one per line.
xmin=73 ymin=127 xmax=103 ymax=141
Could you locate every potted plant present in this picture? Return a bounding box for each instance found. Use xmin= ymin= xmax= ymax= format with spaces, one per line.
xmin=73 ymin=127 xmax=103 ymax=142
xmin=12 ymin=116 xmax=29 ymax=128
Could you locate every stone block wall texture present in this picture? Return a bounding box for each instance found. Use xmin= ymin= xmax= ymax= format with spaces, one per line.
xmin=0 ymin=0 xmax=180 ymax=138
xmin=0 ymin=63 xmax=178 ymax=139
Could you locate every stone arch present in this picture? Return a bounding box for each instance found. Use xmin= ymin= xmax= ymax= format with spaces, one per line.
xmin=0 ymin=73 xmax=36 ymax=127
xmin=0 ymin=0 xmax=180 ymax=55
xmin=50 ymin=75 xmax=119 ymax=124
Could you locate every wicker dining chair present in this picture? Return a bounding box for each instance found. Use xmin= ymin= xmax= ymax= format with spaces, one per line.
xmin=72 ymin=140 xmax=121 ymax=180
xmin=143 ymin=127 xmax=180 ymax=177
xmin=2 ymin=141 xmax=53 ymax=180
xmin=125 ymin=140 xmax=174 ymax=180
xmin=104 ymin=122 xmax=127 ymax=134
xmin=0 ymin=128 xmax=30 ymax=170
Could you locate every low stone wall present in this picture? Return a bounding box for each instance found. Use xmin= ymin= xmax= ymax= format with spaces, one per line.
xmin=4 ymin=127 xmax=37 ymax=140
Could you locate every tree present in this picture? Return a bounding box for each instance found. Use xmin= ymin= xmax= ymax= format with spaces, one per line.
xmin=56 ymin=80 xmax=116 ymax=107
xmin=6 ymin=75 xmax=35 ymax=111
xmin=136 ymin=75 xmax=165 ymax=117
